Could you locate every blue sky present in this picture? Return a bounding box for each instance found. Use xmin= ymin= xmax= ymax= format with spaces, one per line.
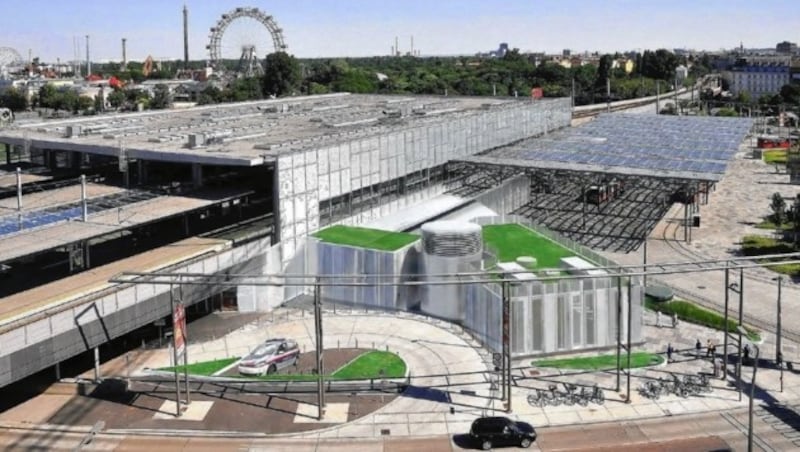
xmin=2 ymin=0 xmax=799 ymax=62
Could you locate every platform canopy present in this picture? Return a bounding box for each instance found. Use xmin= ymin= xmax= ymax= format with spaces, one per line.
xmin=457 ymin=113 xmax=755 ymax=182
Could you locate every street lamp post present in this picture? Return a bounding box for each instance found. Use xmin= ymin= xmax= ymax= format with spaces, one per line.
xmin=738 ymin=326 xmax=758 ymax=452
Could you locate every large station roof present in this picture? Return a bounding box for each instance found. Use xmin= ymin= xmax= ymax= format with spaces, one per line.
xmin=457 ymin=113 xmax=755 ymax=182
xmin=0 ymin=93 xmax=554 ymax=167
xmin=0 ymin=185 xmax=249 ymax=263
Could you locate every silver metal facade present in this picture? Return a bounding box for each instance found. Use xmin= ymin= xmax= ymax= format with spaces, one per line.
xmin=275 ymin=98 xmax=572 ymax=264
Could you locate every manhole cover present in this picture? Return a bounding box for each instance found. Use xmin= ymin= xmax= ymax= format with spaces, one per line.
xmin=528 ymin=370 xmax=540 ymax=376
xmin=698 ymin=285 xmax=706 ymax=290
xmin=381 ymin=429 xmax=391 ymax=436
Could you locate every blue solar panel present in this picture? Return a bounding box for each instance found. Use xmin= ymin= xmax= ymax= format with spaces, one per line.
xmin=488 ymin=113 xmax=754 ymax=178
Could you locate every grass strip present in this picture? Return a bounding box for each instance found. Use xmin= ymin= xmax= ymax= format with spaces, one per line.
xmin=532 ymin=352 xmax=663 ymax=370
xmin=646 ymin=298 xmax=760 ymax=342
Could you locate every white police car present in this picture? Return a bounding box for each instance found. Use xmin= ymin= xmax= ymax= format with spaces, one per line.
xmin=238 ymin=338 xmax=300 ymax=376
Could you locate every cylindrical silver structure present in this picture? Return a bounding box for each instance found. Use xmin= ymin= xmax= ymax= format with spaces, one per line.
xmin=183 ymin=5 xmax=190 ymax=68
xmin=121 ymin=38 xmax=127 ymax=70
xmin=85 ymin=35 xmax=91 ymax=77
xmin=420 ymin=221 xmax=483 ymax=321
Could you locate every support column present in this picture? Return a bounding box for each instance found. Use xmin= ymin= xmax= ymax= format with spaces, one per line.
xmin=191 ymin=163 xmax=203 ymax=188
xmin=683 ymin=201 xmax=689 ymax=243
xmin=642 ymin=242 xmax=648 ymax=291
xmin=502 ymin=281 xmax=512 ymax=413
xmin=170 ymin=284 xmax=182 ymax=417
xmin=81 ymin=175 xmax=88 ymax=222
xmin=83 ymin=240 xmax=91 ymax=269
xmin=626 ymin=277 xmax=632 ymax=403
xmin=723 ymin=267 xmax=730 ymax=376
xmin=16 ymin=167 xmax=22 ymax=212
xmin=314 ymin=278 xmax=325 ymax=420
xmin=55 ymin=362 xmax=61 ymax=381
xmin=615 ymin=276 xmax=622 ymax=392
xmin=93 ymin=346 xmax=101 ymax=382
xmin=137 ymin=160 xmax=147 ymax=185
xmin=737 ymin=269 xmax=744 ymax=402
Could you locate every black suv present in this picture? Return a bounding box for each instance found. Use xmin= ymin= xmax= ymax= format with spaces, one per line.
xmin=469 ymin=416 xmax=536 ymax=450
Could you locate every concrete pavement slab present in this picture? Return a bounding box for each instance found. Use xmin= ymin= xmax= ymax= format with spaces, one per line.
xmin=294 ymin=402 xmax=349 ymax=423
xmin=406 ymin=422 xmax=449 ymax=436
xmin=545 ymin=410 xmax=582 ymax=425
xmin=374 ymin=422 xmax=410 ymax=437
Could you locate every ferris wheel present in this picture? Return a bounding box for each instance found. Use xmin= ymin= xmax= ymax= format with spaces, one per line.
xmin=206 ymin=7 xmax=287 ymax=77
xmin=0 ymin=47 xmax=23 ymax=71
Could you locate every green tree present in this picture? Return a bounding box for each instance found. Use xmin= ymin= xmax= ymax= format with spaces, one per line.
xmin=792 ymin=194 xmax=800 ymax=244
xmin=0 ymin=87 xmax=28 ymax=111
xmin=107 ymin=89 xmax=126 ymax=109
xmin=224 ymin=78 xmax=262 ymax=102
xmin=93 ymin=94 xmax=104 ymax=113
xmin=771 ymin=192 xmax=787 ymax=225
xmin=149 ymin=84 xmax=172 ymax=109
xmin=262 ymin=52 xmax=301 ymax=97
xmin=332 ymin=69 xmax=377 ymax=93
xmin=197 ymin=85 xmax=223 ymax=105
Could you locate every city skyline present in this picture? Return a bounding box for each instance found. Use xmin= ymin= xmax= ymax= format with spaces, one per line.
xmin=2 ymin=0 xmax=799 ymax=63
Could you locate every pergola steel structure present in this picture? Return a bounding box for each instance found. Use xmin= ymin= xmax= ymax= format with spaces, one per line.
xmin=110 ymin=252 xmax=800 ymax=418
xmin=445 ymin=161 xmax=713 ymax=252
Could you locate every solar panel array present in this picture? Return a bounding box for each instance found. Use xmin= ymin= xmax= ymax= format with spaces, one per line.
xmin=486 ymin=113 xmax=754 ymax=179
xmin=0 ymin=190 xmax=160 ymax=238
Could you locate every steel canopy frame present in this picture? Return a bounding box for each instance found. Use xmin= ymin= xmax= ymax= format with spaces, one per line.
xmin=445 ymin=161 xmax=711 ymax=252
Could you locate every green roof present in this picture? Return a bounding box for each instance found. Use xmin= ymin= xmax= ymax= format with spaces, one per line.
xmin=313 ymin=225 xmax=419 ymax=251
xmin=482 ymin=224 xmax=577 ymax=269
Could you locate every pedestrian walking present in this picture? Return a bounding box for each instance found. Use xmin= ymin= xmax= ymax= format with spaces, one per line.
xmin=695 ymin=339 xmax=702 ymax=358
xmin=743 ymin=344 xmax=750 ymax=364
xmin=672 ymin=312 xmax=678 ymax=328
xmin=706 ymin=339 xmax=713 ymax=357
xmin=656 ymin=311 xmax=662 ymax=328
xmin=667 ymin=343 xmax=674 ymax=363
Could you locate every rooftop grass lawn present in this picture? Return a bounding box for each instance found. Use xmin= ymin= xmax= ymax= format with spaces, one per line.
xmin=532 ymin=352 xmax=663 ymax=370
xmin=314 ymin=225 xmax=418 ymax=251
xmin=160 ymin=357 xmax=239 ymax=376
xmin=482 ymin=224 xmax=575 ymax=268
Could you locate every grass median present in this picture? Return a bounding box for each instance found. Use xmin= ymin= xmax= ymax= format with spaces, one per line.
xmin=646 ymin=297 xmax=761 ymax=342
xmin=160 ymin=350 xmax=406 ymax=381
xmin=532 ymin=352 xmax=663 ymax=370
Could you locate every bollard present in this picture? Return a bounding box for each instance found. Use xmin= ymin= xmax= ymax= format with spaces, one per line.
xmin=355 ymin=338 xmax=359 ymax=349
xmin=337 ymin=339 xmax=340 ymax=349
xmin=385 ymin=344 xmax=389 ymax=352
xmin=372 ymin=341 xmax=375 ymax=350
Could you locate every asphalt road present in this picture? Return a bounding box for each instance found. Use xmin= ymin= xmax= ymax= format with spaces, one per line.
xmin=2 ymin=407 xmax=793 ymax=451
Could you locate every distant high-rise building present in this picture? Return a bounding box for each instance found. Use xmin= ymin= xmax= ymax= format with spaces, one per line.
xmin=776 ymin=41 xmax=798 ymax=54
xmin=497 ymin=43 xmax=509 ymax=58
xmin=562 ymin=49 xmax=571 ymax=57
